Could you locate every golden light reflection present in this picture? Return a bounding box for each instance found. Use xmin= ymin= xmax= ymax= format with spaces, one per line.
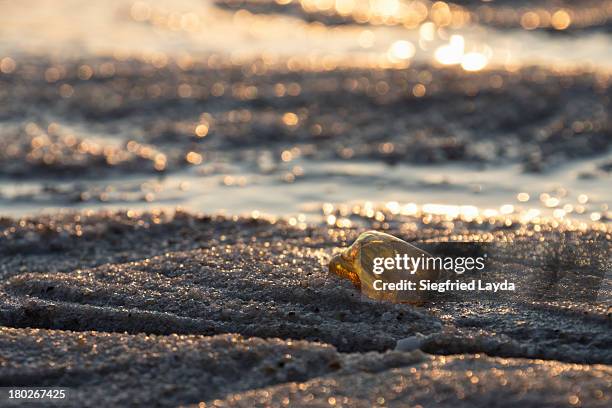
xmin=0 ymin=57 xmax=17 ymax=74
xmin=293 ymin=0 xmax=460 ymax=28
xmin=45 ymin=67 xmax=61 ymax=83
xmin=373 ymin=0 xmax=400 ymax=18
xmin=319 ymin=199 xmax=609 ymax=232
xmin=387 ymin=40 xmax=415 ymax=63
xmin=517 ymin=192 xmax=530 ymax=202
xmin=475 ymin=4 xmax=601 ymax=31
xmin=521 ymin=208 xmax=540 ymax=223
xmin=412 ymin=83 xmax=426 ymax=97
xmin=434 ymin=35 xmax=464 ymax=65
xmin=59 ymin=84 xmax=74 ymax=98
xmin=551 ymin=9 xmax=572 ymax=30
xmin=520 ymin=11 xmax=541 ymax=30
xmin=336 ymin=0 xmax=355 ymax=16
xmin=143 ymin=0 xmax=612 ymax=44
xmin=430 ymin=1 xmax=451 ymax=26
xmin=281 ymin=150 xmax=293 ymax=162
xmin=78 ymin=65 xmax=93 ymax=80
xmin=545 ymin=197 xmax=560 ymax=208
xmin=433 ymin=35 xmax=489 ymax=72
xmin=195 ymin=123 xmax=209 ymax=137
xmin=419 ymin=21 xmax=435 ymax=42
xmin=357 ymin=29 xmax=375 ymax=48
xmin=153 ymin=153 xmax=167 ymax=171
xmin=185 ymin=151 xmax=203 ymax=165
xmin=282 ymin=112 xmax=299 ymax=126
xmin=461 ymin=52 xmax=488 ymax=72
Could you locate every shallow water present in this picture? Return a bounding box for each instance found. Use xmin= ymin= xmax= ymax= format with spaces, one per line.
xmin=2 ymin=0 xmax=612 ymax=69
xmin=2 ymin=154 xmax=610 ymax=224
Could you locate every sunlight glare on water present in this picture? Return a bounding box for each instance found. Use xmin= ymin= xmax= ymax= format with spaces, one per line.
xmin=1 ymin=0 xmax=612 ymax=70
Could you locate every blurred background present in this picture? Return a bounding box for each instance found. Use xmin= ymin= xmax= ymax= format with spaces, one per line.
xmin=0 ymin=0 xmax=610 ymax=226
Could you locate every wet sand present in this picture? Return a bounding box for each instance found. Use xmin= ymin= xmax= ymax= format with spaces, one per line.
xmin=0 ymin=211 xmax=610 ymax=406
xmin=1 ymin=57 xmax=609 ymax=178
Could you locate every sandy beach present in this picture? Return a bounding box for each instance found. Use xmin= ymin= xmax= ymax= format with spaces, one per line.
xmin=1 ymin=211 xmax=610 ymax=406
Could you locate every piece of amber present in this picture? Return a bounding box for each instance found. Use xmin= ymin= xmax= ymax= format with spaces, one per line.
xmin=329 ymin=230 xmax=439 ymax=303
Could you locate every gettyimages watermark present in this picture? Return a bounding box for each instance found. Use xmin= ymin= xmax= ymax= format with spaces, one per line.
xmin=370 ymin=252 xmax=515 ymax=293
xmin=329 ymin=231 xmax=609 ymax=303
